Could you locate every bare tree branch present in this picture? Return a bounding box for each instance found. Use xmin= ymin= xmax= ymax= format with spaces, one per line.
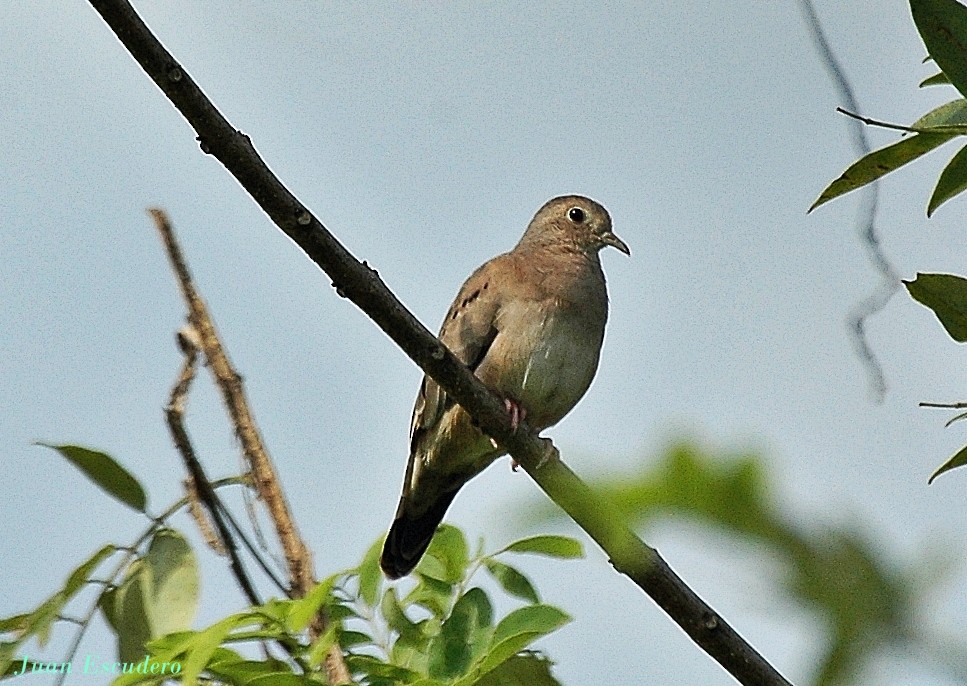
xmin=162 ymin=325 xmax=262 ymax=606
xmin=151 ymin=208 xmax=352 ymax=685
xmin=88 ymin=1 xmax=792 ymax=684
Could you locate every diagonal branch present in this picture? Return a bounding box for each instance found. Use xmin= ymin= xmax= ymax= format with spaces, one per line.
xmin=87 ymin=1 xmax=793 ymax=684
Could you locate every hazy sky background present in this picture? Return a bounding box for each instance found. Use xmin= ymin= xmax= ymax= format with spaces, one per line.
xmin=4 ymin=2 xmax=967 ymax=684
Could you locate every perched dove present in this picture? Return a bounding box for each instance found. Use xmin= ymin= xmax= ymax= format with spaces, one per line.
xmin=380 ymin=195 xmax=629 ymax=579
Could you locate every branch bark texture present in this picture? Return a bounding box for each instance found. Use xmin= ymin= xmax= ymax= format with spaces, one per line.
xmin=87 ymin=2 xmax=793 ymax=684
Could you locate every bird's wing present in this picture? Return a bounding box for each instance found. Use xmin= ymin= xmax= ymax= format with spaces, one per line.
xmin=409 ymin=255 xmax=508 ymax=452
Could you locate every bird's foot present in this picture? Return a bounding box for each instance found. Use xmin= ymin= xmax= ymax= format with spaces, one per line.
xmin=510 ymin=437 xmax=559 ymax=472
xmin=536 ymin=437 xmax=560 ymax=469
xmin=503 ymin=397 xmax=526 ymax=433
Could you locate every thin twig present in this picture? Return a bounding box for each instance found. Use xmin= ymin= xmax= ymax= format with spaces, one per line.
xmin=836 ymin=107 xmax=967 ymax=136
xmin=835 ymin=107 xmax=918 ymax=133
xmin=162 ymin=319 xmax=262 ymax=606
xmin=90 ymin=2 xmax=791 ymax=684
xmin=921 ymin=401 xmax=967 ymax=408
xmin=185 ymin=475 xmax=226 ymax=555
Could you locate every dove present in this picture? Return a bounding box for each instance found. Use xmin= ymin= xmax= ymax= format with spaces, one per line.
xmin=380 ymin=195 xmax=629 ymax=578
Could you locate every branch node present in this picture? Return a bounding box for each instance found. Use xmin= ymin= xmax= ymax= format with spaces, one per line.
xmin=295 ymin=209 xmax=312 ymax=226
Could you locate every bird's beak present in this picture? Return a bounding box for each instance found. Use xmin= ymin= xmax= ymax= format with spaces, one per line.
xmin=601 ymin=231 xmax=631 ymax=256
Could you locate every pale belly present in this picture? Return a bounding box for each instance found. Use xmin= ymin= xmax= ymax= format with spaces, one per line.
xmin=482 ymin=299 xmax=605 ymax=429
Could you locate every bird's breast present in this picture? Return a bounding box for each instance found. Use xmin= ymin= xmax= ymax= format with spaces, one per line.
xmin=482 ymin=297 xmax=606 ymax=429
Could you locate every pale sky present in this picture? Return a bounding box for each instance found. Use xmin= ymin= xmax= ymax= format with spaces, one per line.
xmin=3 ymin=2 xmax=967 ymax=685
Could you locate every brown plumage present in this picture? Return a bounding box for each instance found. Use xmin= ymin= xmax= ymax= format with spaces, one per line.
xmin=380 ymin=195 xmax=629 ymax=579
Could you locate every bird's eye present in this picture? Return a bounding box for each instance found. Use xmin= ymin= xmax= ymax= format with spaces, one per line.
xmin=568 ymin=207 xmax=586 ymax=223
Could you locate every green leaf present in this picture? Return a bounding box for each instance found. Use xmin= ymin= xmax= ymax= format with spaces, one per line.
xmin=483 ymin=560 xmax=540 ymax=604
xmin=381 ymin=588 xmax=422 ymax=647
xmin=337 ymin=629 xmax=372 ymax=648
xmin=929 ymin=142 xmax=967 ymax=214
xmin=345 ymin=654 xmax=422 ymax=682
xmin=810 ymin=98 xmax=967 ymax=212
xmin=64 ymin=545 xmax=117 ymax=598
xmin=2 ymin=658 xmax=73 ymax=680
xmin=357 ymin=537 xmax=384 ymax=608
xmin=428 ymin=588 xmax=493 ymax=679
xmin=27 ymin=593 xmax=66 ymax=648
xmin=929 ymin=444 xmax=967 ymax=483
xmin=287 ymin=574 xmax=336 ymax=632
xmin=419 ymin=525 xmax=469 ymax=584
xmin=0 ymin=614 xmax=30 ymax=635
xmin=809 ymin=133 xmax=953 ymax=211
xmin=453 ymin=605 xmax=571 ymax=686
xmin=912 ymin=0 xmax=967 ymax=99
xmin=179 ymin=614 xmax=247 ymax=685
xmin=904 ymin=272 xmax=967 ymax=341
xmin=920 ymin=71 xmax=951 ymax=87
xmin=404 ymin=576 xmax=453 ymax=618
xmin=468 ymin=605 xmax=570 ymax=679
xmin=490 ymin=605 xmax=570 ymax=649
xmin=143 ymin=529 xmax=198 ymax=637
xmin=142 ymin=631 xmax=198 ymax=662
xmin=0 ymin=643 xmax=15 ymax=678
xmin=306 ymin=625 xmax=338 ymax=669
xmin=204 ymin=655 xmax=304 ymax=685
xmin=247 ymin=674 xmax=316 ymax=686
xmin=105 ymin=655 xmax=186 ymax=686
xmin=473 ymin=653 xmax=562 ymax=686
xmin=498 ymin=535 xmax=583 ymax=559
xmin=111 ymin=561 xmax=154 ymax=663
xmin=913 ymin=97 xmax=967 ymax=127
xmin=38 ymin=444 xmax=147 ymax=512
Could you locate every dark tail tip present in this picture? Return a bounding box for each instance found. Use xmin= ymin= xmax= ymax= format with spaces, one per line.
xmin=380 ymin=490 xmax=458 ymax=579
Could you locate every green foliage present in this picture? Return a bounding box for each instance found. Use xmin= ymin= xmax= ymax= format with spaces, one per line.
xmin=0 ymin=543 xmax=117 ymax=675
xmin=91 ymin=525 xmax=573 ymax=686
xmin=527 ymin=441 xmax=946 ymax=686
xmin=100 ymin=529 xmax=199 ymax=663
xmin=2 ymin=441 xmax=575 ymax=685
xmin=905 ymin=272 xmax=967 ymax=342
xmin=811 ymin=0 xmax=967 ymax=216
xmin=809 ymin=99 xmax=967 ymax=213
xmin=904 ymin=273 xmax=967 ymax=480
xmin=813 ymin=0 xmax=967 ymax=483
xmin=912 ymin=0 xmax=967 ymax=98
xmin=38 ymin=443 xmax=147 ymax=512
xmin=331 ymin=525 xmax=573 ymax=686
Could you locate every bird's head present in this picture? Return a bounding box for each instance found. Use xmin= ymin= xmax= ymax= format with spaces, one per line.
xmin=522 ymin=195 xmax=630 ymax=257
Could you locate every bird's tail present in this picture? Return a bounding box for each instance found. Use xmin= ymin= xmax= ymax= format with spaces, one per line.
xmin=380 ymin=490 xmax=459 ymax=579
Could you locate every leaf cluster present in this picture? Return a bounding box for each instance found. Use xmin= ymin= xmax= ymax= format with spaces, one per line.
xmin=330 ymin=526 xmax=580 ymax=686
xmin=813 ymin=0 xmax=967 ymax=482
xmin=1 ymin=445 xmax=581 ymax=686
xmin=811 ymin=0 xmax=967 ymax=216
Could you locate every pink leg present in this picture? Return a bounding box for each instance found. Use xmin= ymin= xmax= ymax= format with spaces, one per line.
xmin=504 ymin=397 xmax=527 ymax=471
xmin=503 ymin=397 xmax=527 ymax=433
